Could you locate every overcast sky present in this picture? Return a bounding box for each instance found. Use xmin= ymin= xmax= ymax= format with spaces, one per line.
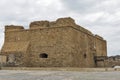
xmin=0 ymin=0 xmax=120 ymax=56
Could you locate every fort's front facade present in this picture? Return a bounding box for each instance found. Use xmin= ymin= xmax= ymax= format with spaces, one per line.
xmin=0 ymin=17 xmax=107 ymax=67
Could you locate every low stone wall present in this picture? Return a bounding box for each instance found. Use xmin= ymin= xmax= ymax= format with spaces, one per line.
xmin=1 ymin=67 xmax=120 ymax=72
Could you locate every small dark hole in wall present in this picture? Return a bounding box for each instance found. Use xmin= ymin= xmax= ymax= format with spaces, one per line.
xmin=39 ymin=53 xmax=48 ymax=58
xmin=84 ymin=54 xmax=87 ymax=58
xmin=6 ymin=56 xmax=9 ymax=62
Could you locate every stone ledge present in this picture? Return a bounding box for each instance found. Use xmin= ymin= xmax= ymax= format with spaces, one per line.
xmin=1 ymin=67 xmax=120 ymax=72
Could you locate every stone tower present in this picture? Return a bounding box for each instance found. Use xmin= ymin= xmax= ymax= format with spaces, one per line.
xmin=0 ymin=17 xmax=107 ymax=67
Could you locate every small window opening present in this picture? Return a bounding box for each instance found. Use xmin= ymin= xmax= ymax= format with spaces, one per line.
xmin=84 ymin=54 xmax=87 ymax=58
xmin=39 ymin=53 xmax=48 ymax=58
xmin=6 ymin=56 xmax=9 ymax=62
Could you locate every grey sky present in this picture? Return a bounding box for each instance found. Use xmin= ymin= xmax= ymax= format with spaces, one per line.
xmin=0 ymin=0 xmax=120 ymax=56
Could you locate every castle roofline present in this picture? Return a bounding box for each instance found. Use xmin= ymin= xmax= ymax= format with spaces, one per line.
xmin=4 ymin=17 xmax=104 ymax=40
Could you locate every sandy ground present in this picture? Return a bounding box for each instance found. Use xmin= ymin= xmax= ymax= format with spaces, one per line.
xmin=0 ymin=70 xmax=119 ymax=80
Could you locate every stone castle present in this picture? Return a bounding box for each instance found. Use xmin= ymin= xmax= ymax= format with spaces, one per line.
xmin=0 ymin=17 xmax=107 ymax=67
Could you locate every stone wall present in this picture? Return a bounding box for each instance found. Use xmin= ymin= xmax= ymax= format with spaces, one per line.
xmin=0 ymin=17 xmax=107 ymax=67
xmin=28 ymin=27 xmax=74 ymax=67
xmin=95 ymin=35 xmax=107 ymax=56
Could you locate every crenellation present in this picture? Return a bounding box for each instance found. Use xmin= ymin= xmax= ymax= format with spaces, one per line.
xmin=95 ymin=35 xmax=104 ymax=40
xmin=55 ymin=17 xmax=76 ymax=27
xmin=74 ymin=25 xmax=93 ymax=35
xmin=5 ymin=25 xmax=24 ymax=32
xmin=29 ymin=17 xmax=94 ymax=36
xmin=30 ymin=21 xmax=49 ymax=29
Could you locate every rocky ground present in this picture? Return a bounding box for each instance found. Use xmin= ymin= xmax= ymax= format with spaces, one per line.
xmin=0 ymin=70 xmax=119 ymax=80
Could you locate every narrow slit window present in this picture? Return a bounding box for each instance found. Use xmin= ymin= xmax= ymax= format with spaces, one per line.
xmin=39 ymin=53 xmax=48 ymax=58
xmin=84 ymin=54 xmax=87 ymax=58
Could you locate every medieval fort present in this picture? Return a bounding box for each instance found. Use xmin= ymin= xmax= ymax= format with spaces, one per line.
xmin=0 ymin=17 xmax=110 ymax=67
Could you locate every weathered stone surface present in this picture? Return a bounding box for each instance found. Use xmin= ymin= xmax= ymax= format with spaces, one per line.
xmin=0 ymin=17 xmax=107 ymax=67
xmin=5 ymin=25 xmax=24 ymax=32
xmin=55 ymin=17 xmax=76 ymax=27
xmin=30 ymin=21 xmax=49 ymax=29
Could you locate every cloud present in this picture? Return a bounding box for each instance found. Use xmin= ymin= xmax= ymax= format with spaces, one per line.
xmin=0 ymin=0 xmax=64 ymax=48
xmin=0 ymin=0 xmax=120 ymax=56
xmin=0 ymin=0 xmax=64 ymax=26
xmin=61 ymin=0 xmax=120 ymax=13
xmin=60 ymin=0 xmax=120 ymax=56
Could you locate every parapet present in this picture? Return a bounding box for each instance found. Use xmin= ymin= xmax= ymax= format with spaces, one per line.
xmin=95 ymin=35 xmax=104 ymax=40
xmin=75 ymin=25 xmax=93 ymax=35
xmin=4 ymin=17 xmax=98 ymax=36
xmin=54 ymin=17 xmax=76 ymax=27
xmin=5 ymin=25 xmax=24 ymax=32
xmin=29 ymin=17 xmax=76 ymax=29
xmin=29 ymin=17 xmax=93 ymax=35
xmin=30 ymin=21 xmax=49 ymax=29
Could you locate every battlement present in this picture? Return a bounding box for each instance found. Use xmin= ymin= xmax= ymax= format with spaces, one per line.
xmin=95 ymin=35 xmax=104 ymax=40
xmin=5 ymin=25 xmax=24 ymax=32
xmin=4 ymin=17 xmax=105 ymax=40
xmin=30 ymin=21 xmax=49 ymax=29
xmin=30 ymin=17 xmax=76 ymax=29
xmin=29 ymin=17 xmax=94 ymax=35
xmin=55 ymin=17 xmax=76 ymax=27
